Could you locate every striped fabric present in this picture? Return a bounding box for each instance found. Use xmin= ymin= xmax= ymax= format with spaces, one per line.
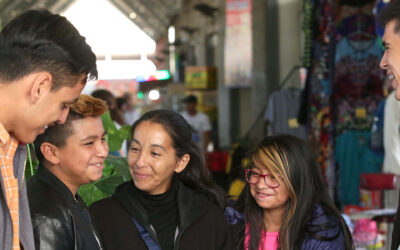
xmin=0 ymin=122 xmax=20 ymax=250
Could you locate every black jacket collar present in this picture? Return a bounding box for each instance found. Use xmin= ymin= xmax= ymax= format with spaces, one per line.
xmin=36 ymin=165 xmax=85 ymax=208
xmin=114 ymin=179 xmax=213 ymax=232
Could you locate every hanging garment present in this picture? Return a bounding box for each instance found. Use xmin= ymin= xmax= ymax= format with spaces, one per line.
xmin=335 ymin=131 xmax=383 ymax=207
xmin=264 ymin=88 xmax=307 ymax=139
xmin=335 ymin=38 xmax=382 ymax=63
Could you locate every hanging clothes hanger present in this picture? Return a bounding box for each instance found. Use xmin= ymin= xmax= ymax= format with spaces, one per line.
xmin=240 ymin=65 xmax=302 ymax=144
xmin=278 ymin=65 xmax=302 ymax=89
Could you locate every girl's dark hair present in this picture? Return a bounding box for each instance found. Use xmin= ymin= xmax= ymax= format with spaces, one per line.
xmin=130 ymin=109 xmax=226 ymax=208
xmin=235 ymin=134 xmax=353 ymax=249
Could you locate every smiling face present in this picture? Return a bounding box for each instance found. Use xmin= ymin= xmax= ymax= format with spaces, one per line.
xmin=54 ymin=116 xmax=108 ymax=191
xmin=128 ymin=121 xmax=188 ymax=195
xmin=380 ymin=20 xmax=400 ymax=100
xmin=249 ymin=164 xmax=290 ymax=215
xmin=13 ymin=76 xmax=85 ymax=143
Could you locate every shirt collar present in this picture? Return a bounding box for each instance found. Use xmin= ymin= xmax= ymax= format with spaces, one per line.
xmin=0 ymin=121 xmax=10 ymax=145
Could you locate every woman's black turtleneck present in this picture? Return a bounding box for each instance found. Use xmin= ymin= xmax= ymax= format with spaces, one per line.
xmin=134 ymin=180 xmax=178 ymax=250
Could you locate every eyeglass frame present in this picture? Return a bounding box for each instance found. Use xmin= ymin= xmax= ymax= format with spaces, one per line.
xmin=244 ymin=169 xmax=282 ymax=188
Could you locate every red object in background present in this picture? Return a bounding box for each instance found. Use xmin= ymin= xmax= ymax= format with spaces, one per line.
xmin=359 ymin=174 xmax=398 ymax=210
xmin=359 ymin=173 xmax=397 ymax=190
xmin=206 ymin=151 xmax=229 ymax=172
xmin=360 ymin=189 xmax=382 ymax=209
xmin=344 ymin=204 xmax=368 ymax=215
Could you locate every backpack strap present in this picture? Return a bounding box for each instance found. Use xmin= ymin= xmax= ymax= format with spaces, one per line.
xmin=132 ymin=217 xmax=161 ymax=250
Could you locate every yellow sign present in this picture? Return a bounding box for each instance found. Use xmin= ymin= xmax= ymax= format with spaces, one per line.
xmin=185 ymin=66 xmax=217 ymax=89
xmin=355 ymin=108 xmax=367 ymax=118
xmin=288 ymin=118 xmax=299 ymax=128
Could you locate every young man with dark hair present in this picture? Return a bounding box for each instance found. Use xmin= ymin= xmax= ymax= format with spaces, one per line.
xmin=28 ymin=94 xmax=108 ymax=250
xmin=379 ymin=1 xmax=400 ymax=249
xmin=0 ymin=9 xmax=97 ymax=250
xmin=380 ymin=0 xmax=400 ymax=101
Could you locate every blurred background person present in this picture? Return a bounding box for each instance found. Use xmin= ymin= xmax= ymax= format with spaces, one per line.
xmin=180 ymin=95 xmax=211 ymax=154
xmin=122 ymin=92 xmax=141 ymax=126
xmin=92 ymin=89 xmax=127 ymax=157
xmin=92 ymin=89 xmax=125 ymax=127
xmin=116 ymin=96 xmax=129 ymax=117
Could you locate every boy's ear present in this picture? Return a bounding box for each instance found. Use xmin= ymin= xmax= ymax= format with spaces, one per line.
xmin=175 ymin=154 xmax=190 ymax=173
xmin=40 ymin=142 xmax=60 ymax=165
xmin=29 ymin=72 xmax=52 ymax=104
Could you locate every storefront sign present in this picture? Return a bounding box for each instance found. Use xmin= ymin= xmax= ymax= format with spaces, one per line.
xmin=224 ymin=0 xmax=252 ymax=87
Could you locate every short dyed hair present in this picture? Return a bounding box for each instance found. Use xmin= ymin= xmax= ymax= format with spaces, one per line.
xmin=34 ymin=94 xmax=107 ymax=163
xmin=379 ymin=0 xmax=400 ymax=34
xmin=0 ymin=9 xmax=97 ymax=90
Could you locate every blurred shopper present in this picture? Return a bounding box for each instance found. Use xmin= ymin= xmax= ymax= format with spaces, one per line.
xmin=92 ymin=89 xmax=125 ymax=127
xmin=122 ymin=92 xmax=141 ymax=126
xmin=180 ymin=95 xmax=211 ymax=153
xmin=89 ymin=109 xmax=232 ymax=250
xmin=28 ymin=95 xmax=108 ymax=250
xmin=379 ymin=2 xmax=400 ymax=249
xmin=229 ymin=135 xmax=353 ymax=250
xmin=0 ymin=9 xmax=97 ymax=250
xmin=92 ymin=89 xmax=127 ymax=157
xmin=116 ymin=96 xmax=129 ymax=115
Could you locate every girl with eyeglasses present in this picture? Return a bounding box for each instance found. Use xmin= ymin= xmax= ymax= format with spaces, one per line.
xmin=229 ymin=134 xmax=354 ymax=250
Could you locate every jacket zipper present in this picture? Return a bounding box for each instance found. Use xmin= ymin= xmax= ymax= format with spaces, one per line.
xmin=85 ymin=208 xmax=103 ymax=250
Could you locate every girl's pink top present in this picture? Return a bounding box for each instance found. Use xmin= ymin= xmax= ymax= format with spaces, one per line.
xmin=244 ymin=225 xmax=279 ymax=250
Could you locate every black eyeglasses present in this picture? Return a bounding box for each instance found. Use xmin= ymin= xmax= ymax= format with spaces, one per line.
xmin=244 ymin=169 xmax=281 ymax=188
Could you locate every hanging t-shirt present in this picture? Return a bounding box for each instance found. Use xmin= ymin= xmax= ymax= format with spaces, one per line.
xmin=264 ymin=88 xmax=307 ymax=139
xmin=335 ymin=37 xmax=382 ymax=63
xmin=180 ymin=111 xmax=211 ymax=151
xmin=334 ymin=95 xmax=382 ymax=135
xmin=335 ymin=131 xmax=382 ymax=207
xmin=334 ymin=15 xmax=384 ymax=135
xmin=336 ymin=14 xmax=376 ymax=41
xmin=334 ymin=14 xmax=384 ymax=102
xmin=334 ymin=56 xmax=383 ymax=100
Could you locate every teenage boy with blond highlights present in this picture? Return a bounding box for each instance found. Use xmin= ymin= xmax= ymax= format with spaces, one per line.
xmin=27 ymin=95 xmax=108 ymax=250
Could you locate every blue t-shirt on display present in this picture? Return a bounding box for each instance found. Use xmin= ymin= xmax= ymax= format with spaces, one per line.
xmin=335 ymin=131 xmax=383 ymax=207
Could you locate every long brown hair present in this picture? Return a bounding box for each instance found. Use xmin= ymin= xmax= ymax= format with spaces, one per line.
xmin=251 ymin=143 xmax=296 ymax=249
xmin=130 ymin=109 xmax=226 ymax=208
xmin=236 ymin=135 xmax=353 ymax=250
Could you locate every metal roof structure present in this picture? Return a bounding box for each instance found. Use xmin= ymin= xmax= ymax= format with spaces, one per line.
xmin=0 ymin=0 xmax=183 ymax=40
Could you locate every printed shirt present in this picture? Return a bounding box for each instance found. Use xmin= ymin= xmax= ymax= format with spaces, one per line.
xmin=0 ymin=122 xmax=20 ymax=250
